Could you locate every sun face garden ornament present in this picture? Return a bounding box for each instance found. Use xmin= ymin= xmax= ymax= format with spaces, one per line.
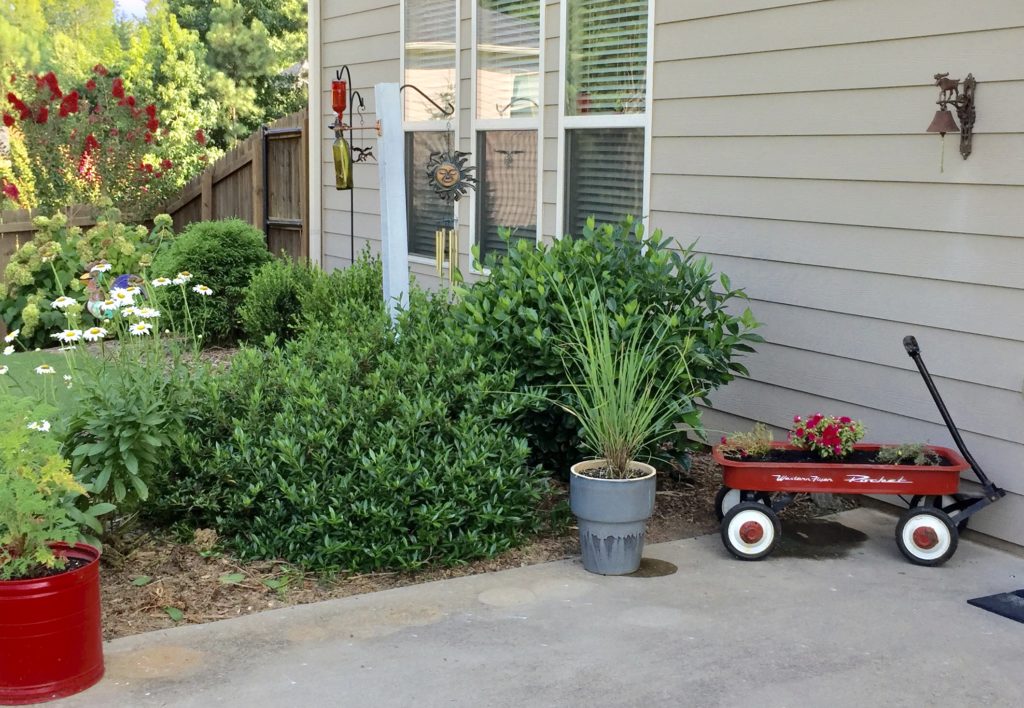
xmin=425 ymin=148 xmax=477 ymax=204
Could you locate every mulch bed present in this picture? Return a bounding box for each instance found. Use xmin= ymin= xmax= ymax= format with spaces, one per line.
xmin=99 ymin=452 xmax=855 ymax=640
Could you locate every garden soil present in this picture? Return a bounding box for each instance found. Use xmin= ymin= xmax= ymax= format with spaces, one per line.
xmin=99 ymin=453 xmax=853 ymax=640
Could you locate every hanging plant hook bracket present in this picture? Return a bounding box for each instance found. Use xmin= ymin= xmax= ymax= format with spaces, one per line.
xmin=399 ymin=84 xmax=455 ymax=118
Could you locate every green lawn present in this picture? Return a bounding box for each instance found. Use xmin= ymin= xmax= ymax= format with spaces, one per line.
xmin=1 ymin=349 xmax=77 ymax=408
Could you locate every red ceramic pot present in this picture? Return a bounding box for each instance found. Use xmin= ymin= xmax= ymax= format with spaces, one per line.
xmin=0 ymin=543 xmax=104 ymax=705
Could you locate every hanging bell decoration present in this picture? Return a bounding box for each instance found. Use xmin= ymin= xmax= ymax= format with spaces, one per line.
xmin=333 ymin=133 xmax=353 ymax=191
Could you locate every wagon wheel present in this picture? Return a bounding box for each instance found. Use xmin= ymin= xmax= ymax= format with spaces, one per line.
xmin=721 ymin=502 xmax=781 ymax=561
xmin=908 ymin=494 xmax=971 ymax=532
xmin=714 ymin=486 xmax=772 ymax=522
xmin=895 ymin=507 xmax=959 ymax=566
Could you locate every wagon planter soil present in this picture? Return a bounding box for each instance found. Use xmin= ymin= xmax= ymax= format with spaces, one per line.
xmin=710 ymin=336 xmax=1006 ymax=567
xmin=0 ymin=543 xmax=104 ymax=705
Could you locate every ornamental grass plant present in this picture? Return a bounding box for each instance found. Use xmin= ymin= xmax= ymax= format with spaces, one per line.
xmin=555 ymin=286 xmax=702 ymax=479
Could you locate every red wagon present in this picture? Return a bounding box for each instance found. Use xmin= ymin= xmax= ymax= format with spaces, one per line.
xmin=712 ymin=337 xmax=1005 ymax=566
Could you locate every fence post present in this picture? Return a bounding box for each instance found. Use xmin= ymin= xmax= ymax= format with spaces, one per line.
xmin=201 ymin=170 xmax=213 ymax=220
xmin=251 ymin=128 xmax=265 ymax=233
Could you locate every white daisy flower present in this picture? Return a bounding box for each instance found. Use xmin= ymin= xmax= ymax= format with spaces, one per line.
xmin=172 ymin=277 xmax=185 ymax=286
xmin=60 ymin=345 xmax=77 ymax=352
xmin=129 ymin=322 xmax=153 ymax=337
xmin=52 ymin=329 xmax=82 ymax=344
xmin=176 ymin=271 xmax=193 ymax=283
xmin=136 ymin=307 xmax=161 ymax=319
xmin=120 ymin=306 xmax=141 ymax=317
xmin=51 ymin=296 xmax=76 ymax=309
xmin=4 ymin=329 xmax=19 ymax=343
xmin=90 ymin=262 xmax=112 ymax=273
xmin=151 ymin=277 xmax=173 ymax=287
xmin=0 ymin=365 xmax=8 ymax=375
xmin=125 ymin=286 xmax=142 ymax=297
xmin=3 ymin=345 xmax=13 ymax=356
xmin=34 ymin=364 xmax=56 ymax=375
xmin=27 ymin=420 xmax=51 ymax=432
xmin=63 ymin=375 xmax=72 ymax=382
xmin=102 ymin=299 xmax=118 ymax=309
xmin=82 ymin=326 xmax=108 ymax=342
xmin=192 ymin=284 xmax=213 ymax=296
xmin=110 ymin=289 xmax=134 ymax=306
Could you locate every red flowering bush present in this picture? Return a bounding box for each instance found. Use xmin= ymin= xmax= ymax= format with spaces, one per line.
xmin=788 ymin=413 xmax=865 ymax=459
xmin=1 ymin=66 xmax=208 ymax=216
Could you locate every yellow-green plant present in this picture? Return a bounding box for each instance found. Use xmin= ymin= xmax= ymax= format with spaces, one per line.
xmin=555 ymin=286 xmax=702 ymax=479
xmin=875 ymin=444 xmax=941 ymax=466
xmin=719 ymin=423 xmax=775 ymax=459
xmin=0 ymin=399 xmax=113 ymax=580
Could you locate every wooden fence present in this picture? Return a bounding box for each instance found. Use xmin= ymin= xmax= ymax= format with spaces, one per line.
xmin=0 ymin=107 xmax=309 ymax=278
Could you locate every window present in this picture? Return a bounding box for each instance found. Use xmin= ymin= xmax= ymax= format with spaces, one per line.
xmin=476 ymin=130 xmax=538 ymax=259
xmin=473 ymin=0 xmax=541 ymax=260
xmin=403 ymin=0 xmax=458 ymax=258
xmin=561 ymin=0 xmax=650 ymax=236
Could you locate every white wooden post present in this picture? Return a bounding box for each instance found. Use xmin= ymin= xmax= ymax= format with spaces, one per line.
xmin=375 ymin=82 xmax=409 ymax=323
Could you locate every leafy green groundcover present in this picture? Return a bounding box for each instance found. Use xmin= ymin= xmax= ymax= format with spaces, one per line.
xmin=152 ymin=289 xmax=546 ymax=573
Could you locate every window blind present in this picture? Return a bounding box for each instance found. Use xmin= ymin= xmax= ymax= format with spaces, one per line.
xmin=564 ymin=127 xmax=644 ymax=235
xmin=476 ymin=0 xmax=541 ymax=119
xmin=565 ymin=0 xmax=648 ymax=115
xmin=405 ymin=0 xmax=458 ymax=121
xmin=406 ymin=132 xmax=455 ymax=257
xmin=476 ymin=130 xmax=537 ymax=259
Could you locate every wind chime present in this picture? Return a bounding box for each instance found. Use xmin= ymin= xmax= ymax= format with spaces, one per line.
xmin=425 ymin=124 xmax=477 ymax=286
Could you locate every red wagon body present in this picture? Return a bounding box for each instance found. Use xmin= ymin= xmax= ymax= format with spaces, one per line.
xmin=712 ymin=442 xmax=969 ymax=497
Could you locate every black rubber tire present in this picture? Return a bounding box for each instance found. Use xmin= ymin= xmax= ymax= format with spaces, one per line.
xmin=908 ymin=494 xmax=970 ymax=532
xmin=895 ymin=507 xmax=959 ymax=567
xmin=714 ymin=486 xmax=772 ymax=522
xmin=721 ymin=502 xmax=782 ymax=561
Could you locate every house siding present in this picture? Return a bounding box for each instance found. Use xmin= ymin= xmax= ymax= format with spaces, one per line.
xmin=318 ymin=0 xmax=1024 ymax=544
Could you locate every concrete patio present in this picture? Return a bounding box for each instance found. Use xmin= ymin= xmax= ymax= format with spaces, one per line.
xmin=56 ymin=507 xmax=1024 ymax=707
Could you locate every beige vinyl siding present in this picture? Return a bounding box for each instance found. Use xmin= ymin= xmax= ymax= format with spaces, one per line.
xmin=652 ymin=1 xmax=1024 ymax=544
xmin=319 ymin=0 xmax=1024 ymax=545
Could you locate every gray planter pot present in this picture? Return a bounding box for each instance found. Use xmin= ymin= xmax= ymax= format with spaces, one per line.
xmin=570 ymin=459 xmax=657 ymax=575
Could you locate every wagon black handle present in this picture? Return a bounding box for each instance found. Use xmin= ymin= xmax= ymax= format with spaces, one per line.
xmin=903 ymin=335 xmax=920 ymax=356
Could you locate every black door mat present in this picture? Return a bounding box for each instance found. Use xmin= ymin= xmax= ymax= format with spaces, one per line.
xmin=967 ymin=590 xmax=1024 ymax=624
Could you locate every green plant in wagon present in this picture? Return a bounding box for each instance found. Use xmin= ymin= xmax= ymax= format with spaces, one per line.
xmin=0 ymin=399 xmax=113 ymax=580
xmin=719 ymin=422 xmax=774 ymax=460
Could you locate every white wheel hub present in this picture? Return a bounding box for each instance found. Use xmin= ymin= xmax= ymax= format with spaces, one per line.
xmin=719 ymin=488 xmax=741 ymax=516
xmin=726 ymin=509 xmax=775 ymax=557
xmin=901 ymin=515 xmax=952 ymax=561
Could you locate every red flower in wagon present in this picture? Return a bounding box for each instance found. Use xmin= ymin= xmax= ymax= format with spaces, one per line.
xmin=35 ymin=105 xmax=48 ymax=124
xmin=93 ymin=64 xmax=108 ymax=77
xmin=789 ymin=413 xmax=865 ymax=460
xmin=111 ymin=77 xmax=125 ymax=99
xmin=160 ymin=158 xmax=173 ymax=171
xmin=146 ymin=117 xmax=159 ymax=132
xmin=194 ymin=129 xmax=206 ymax=145
xmin=85 ymin=79 xmax=97 ymax=91
xmin=2 ymin=113 xmax=13 ymax=127
xmin=144 ymin=132 xmax=153 ymax=144
xmin=145 ymin=104 xmax=156 ymax=119
xmin=7 ymin=92 xmax=30 ymax=120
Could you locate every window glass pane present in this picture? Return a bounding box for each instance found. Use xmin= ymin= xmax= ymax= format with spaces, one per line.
xmin=476 ymin=0 xmax=541 ymax=120
xmin=565 ymin=127 xmax=644 ymax=235
xmin=406 ymin=131 xmax=455 ymax=257
xmin=405 ymin=0 xmax=457 ymax=121
xmin=477 ymin=130 xmax=537 ymax=259
xmin=566 ymin=0 xmax=648 ymax=115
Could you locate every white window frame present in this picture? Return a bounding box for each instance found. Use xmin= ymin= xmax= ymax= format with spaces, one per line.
xmin=555 ymin=0 xmax=655 ymax=240
xmin=400 ymin=0 xmax=461 ymax=266
xmin=469 ymin=0 xmax=545 ymax=274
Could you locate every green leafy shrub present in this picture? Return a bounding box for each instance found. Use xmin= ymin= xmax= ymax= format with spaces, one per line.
xmin=152 ymin=288 xmax=545 ymax=573
xmin=2 ymin=207 xmax=175 ymax=349
xmin=0 ymin=398 xmax=113 ymax=580
xmin=238 ymin=249 xmax=383 ymax=344
xmin=875 ymin=444 xmax=941 ymax=466
xmin=151 ymin=219 xmax=271 ymax=345
xmin=453 ymin=217 xmax=762 ymax=474
xmin=719 ymin=423 xmax=775 ymax=460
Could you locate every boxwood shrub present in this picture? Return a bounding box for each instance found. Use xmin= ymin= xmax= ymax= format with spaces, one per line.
xmin=153 ymin=286 xmax=545 ymax=573
xmin=453 ymin=216 xmax=763 ymax=474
